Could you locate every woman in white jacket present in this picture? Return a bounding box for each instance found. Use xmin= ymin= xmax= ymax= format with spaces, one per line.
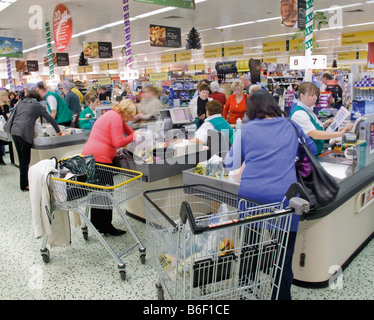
xmin=188 ymin=83 xmax=212 ymax=127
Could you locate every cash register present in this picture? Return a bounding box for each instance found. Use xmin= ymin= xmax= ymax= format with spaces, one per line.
xmin=159 ymin=107 xmax=197 ymax=138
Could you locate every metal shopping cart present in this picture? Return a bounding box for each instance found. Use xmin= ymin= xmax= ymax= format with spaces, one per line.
xmin=41 ymin=157 xmax=146 ymax=280
xmin=144 ymin=184 xmax=310 ymax=300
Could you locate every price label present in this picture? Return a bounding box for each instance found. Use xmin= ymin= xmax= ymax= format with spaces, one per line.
xmin=290 ymin=55 xmax=327 ymax=70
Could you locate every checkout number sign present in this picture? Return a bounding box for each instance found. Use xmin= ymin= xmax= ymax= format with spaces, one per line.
xmin=290 ymin=55 xmax=327 ymax=70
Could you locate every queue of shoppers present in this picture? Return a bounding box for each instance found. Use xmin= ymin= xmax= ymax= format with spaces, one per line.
xmin=0 ymin=75 xmax=355 ymax=301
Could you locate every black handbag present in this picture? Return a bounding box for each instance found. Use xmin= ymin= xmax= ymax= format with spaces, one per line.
xmin=288 ymin=119 xmax=339 ymax=209
xmin=3 ymin=104 xmax=17 ymax=134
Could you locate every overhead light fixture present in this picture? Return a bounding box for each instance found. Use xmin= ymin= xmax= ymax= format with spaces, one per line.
xmin=255 ymin=17 xmax=280 ymax=23
xmin=317 ymin=3 xmax=364 ymax=12
xmin=0 ymin=0 xmax=17 ymax=13
xmin=216 ymin=21 xmax=256 ymax=30
xmin=22 ymin=0 xmax=208 ymax=53
xmin=23 ymin=43 xmax=49 ymax=53
xmin=345 ymin=21 xmax=374 ymax=27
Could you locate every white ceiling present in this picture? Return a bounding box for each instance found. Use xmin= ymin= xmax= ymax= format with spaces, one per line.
xmin=0 ymin=0 xmax=374 ymax=76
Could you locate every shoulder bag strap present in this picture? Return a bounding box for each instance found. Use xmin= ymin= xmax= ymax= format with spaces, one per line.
xmin=286 ymin=118 xmax=307 ymax=145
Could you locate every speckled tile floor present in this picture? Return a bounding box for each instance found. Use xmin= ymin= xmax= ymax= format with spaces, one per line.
xmin=0 ymin=152 xmax=373 ymax=300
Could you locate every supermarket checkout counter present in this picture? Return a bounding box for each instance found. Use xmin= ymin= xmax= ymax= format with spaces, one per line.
xmin=10 ymin=104 xmax=114 ymax=167
xmin=292 ymin=114 xmax=374 ymax=288
xmin=114 ymin=107 xmax=230 ymax=221
xmin=11 ymin=126 xmax=89 ymax=167
xmin=182 ymin=114 xmax=374 ymax=288
xmin=114 ymin=144 xmax=209 ymax=221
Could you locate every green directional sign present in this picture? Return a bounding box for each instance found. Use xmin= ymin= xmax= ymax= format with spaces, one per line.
xmin=134 ymin=0 xmax=195 ymax=10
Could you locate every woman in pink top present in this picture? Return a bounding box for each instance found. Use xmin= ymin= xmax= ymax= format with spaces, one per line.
xmin=82 ymin=99 xmax=139 ymax=236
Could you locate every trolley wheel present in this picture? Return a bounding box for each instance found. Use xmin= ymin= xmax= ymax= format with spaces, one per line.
xmin=40 ymin=248 xmax=50 ymax=263
xmin=139 ymin=248 xmax=146 ymax=264
xmin=119 ymin=270 xmax=126 ymax=281
xmin=82 ymin=231 xmax=88 ymax=241
xmin=118 ymin=264 xmax=126 ymax=281
xmin=156 ymin=282 xmax=164 ymax=300
xmin=140 ymin=254 xmax=146 ymax=264
xmin=81 ymin=227 xmax=88 ymax=241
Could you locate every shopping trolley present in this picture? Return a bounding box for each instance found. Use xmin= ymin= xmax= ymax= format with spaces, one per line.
xmin=41 ymin=157 xmax=146 ymax=280
xmin=144 ymin=184 xmax=310 ymax=300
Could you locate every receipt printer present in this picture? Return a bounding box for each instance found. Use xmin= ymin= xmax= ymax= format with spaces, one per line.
xmin=342 ymin=132 xmax=357 ymax=144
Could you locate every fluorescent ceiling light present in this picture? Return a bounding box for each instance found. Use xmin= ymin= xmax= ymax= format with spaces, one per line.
xmin=0 ymin=0 xmax=17 ymax=13
xmin=23 ymin=43 xmax=49 ymax=53
xmin=13 ymin=0 xmax=374 ymax=67
xmin=317 ymin=38 xmax=339 ymax=42
xmin=345 ymin=21 xmax=374 ymax=28
xmin=216 ymin=21 xmax=256 ymax=29
xmin=255 ymin=17 xmax=280 ymax=23
xmin=216 ymin=2 xmax=373 ymax=31
xmin=22 ymin=0 xmax=207 ymax=53
xmin=132 ymin=6 xmax=174 ymax=19
xmin=317 ymin=3 xmax=363 ymax=12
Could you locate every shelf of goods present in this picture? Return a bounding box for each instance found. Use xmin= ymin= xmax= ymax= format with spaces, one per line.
xmin=170 ymin=79 xmax=197 ymax=105
xmin=352 ymin=75 xmax=374 ymax=120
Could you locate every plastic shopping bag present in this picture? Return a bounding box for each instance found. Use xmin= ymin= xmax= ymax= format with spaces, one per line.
xmin=200 ymin=203 xmax=235 ymax=259
xmin=59 ymin=155 xmax=99 ymax=184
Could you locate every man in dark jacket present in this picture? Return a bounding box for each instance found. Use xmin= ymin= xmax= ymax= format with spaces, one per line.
xmin=10 ymin=91 xmax=61 ymax=190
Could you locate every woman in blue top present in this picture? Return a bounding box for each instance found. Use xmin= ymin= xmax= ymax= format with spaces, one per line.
xmin=225 ymin=90 xmax=317 ymax=300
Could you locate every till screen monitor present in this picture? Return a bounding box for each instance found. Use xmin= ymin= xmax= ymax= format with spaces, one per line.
xmin=170 ymin=107 xmax=193 ymax=125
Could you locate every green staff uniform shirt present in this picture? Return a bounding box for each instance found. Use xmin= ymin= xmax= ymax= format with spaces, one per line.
xmin=290 ymin=102 xmax=324 ymax=154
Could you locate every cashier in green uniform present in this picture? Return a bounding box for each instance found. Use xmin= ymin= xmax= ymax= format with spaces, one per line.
xmin=190 ymin=100 xmax=233 ymax=145
xmin=290 ymin=82 xmax=353 ymax=155
xmin=78 ymin=94 xmax=100 ymax=130
xmin=36 ymin=82 xmax=73 ymax=127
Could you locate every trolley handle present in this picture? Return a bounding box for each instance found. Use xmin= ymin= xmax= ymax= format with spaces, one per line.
xmin=180 ymin=201 xmax=207 ymax=235
xmin=179 ymin=197 xmax=310 ymax=235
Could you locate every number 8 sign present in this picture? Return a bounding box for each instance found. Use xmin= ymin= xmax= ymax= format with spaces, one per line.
xmin=290 ymin=56 xmax=306 ymax=70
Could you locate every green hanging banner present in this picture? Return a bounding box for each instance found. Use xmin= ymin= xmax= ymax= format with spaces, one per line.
xmin=45 ymin=22 xmax=55 ymax=80
xmin=134 ymin=0 xmax=195 ymax=10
